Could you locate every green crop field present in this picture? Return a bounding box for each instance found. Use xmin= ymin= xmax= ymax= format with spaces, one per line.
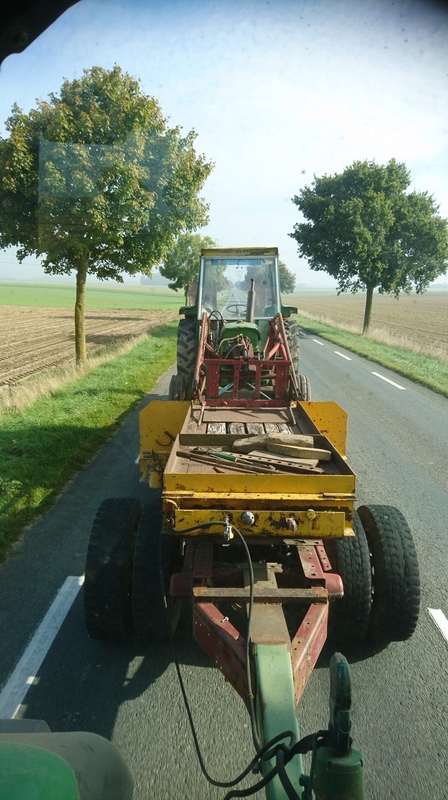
xmin=0 ymin=280 xmax=181 ymax=310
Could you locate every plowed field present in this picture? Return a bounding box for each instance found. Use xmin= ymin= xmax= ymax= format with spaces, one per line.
xmin=0 ymin=306 xmax=177 ymax=386
xmin=295 ymin=290 xmax=448 ymax=358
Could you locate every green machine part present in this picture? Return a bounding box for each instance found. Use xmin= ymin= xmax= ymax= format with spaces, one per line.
xmin=0 ymin=727 xmax=134 ymax=800
xmin=313 ymin=745 xmax=365 ymax=800
xmin=219 ymin=321 xmax=261 ymax=353
xmin=0 ymin=741 xmax=80 ymax=800
xmin=254 ymin=644 xmax=304 ymax=799
xmin=313 ymin=653 xmax=365 ymax=800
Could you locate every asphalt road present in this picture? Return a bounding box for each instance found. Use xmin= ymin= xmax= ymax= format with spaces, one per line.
xmin=0 ymin=333 xmax=447 ymax=800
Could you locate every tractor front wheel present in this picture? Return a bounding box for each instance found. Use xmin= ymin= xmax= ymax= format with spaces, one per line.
xmin=297 ymin=374 xmax=311 ymax=401
xmin=284 ymin=317 xmax=300 ymax=378
xmin=84 ymin=498 xmax=141 ymax=642
xmin=169 ymin=373 xmax=186 ymax=400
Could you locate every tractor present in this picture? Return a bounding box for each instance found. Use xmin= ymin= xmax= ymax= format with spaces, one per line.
xmin=168 ymin=247 xmax=311 ymax=404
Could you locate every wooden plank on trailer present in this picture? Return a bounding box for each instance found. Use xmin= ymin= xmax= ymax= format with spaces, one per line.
xmin=202 ymin=408 xmax=292 ymax=423
xmin=245 ymin=451 xmax=320 ymax=468
xmin=180 ymin=433 xmax=237 ymax=446
xmin=267 ymin=443 xmax=332 ymax=461
xmin=232 ymin=433 xmax=314 ymax=453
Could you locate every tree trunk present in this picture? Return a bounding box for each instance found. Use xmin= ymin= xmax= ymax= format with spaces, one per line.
xmin=362 ymin=285 xmax=374 ymax=335
xmin=75 ymin=262 xmax=88 ymax=364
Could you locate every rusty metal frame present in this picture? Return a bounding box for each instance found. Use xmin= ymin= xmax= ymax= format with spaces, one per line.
xmin=192 ymin=311 xmax=294 ymax=406
xmin=171 ymin=538 xmax=341 ymax=710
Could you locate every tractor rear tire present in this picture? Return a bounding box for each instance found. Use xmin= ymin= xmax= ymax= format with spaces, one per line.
xmin=132 ymin=495 xmax=181 ymax=643
xmin=328 ymin=512 xmax=372 ymax=645
xmin=357 ymin=504 xmax=420 ymax=643
xmin=177 ymin=318 xmax=196 ymax=397
xmin=284 ymin=317 xmax=300 ymax=378
xmin=84 ymin=498 xmax=141 ymax=642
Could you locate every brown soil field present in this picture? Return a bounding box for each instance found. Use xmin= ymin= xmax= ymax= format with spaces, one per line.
xmin=0 ymin=306 xmax=177 ymax=386
xmin=294 ymin=290 xmax=448 ymax=359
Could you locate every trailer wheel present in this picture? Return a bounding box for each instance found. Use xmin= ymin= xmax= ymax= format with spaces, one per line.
xmin=297 ymin=374 xmax=311 ymax=401
xmin=328 ymin=512 xmax=372 ymax=645
xmin=284 ymin=317 xmax=300 ymax=377
xmin=132 ymin=495 xmax=181 ymax=643
xmin=357 ymin=504 xmax=420 ymax=643
xmin=84 ymin=498 xmax=141 ymax=642
xmin=177 ymin=318 xmax=196 ymax=398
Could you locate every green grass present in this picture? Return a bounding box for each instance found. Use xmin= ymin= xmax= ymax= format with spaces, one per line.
xmin=296 ymin=315 xmax=448 ymax=397
xmin=0 ymin=321 xmax=177 ymax=561
xmin=0 ymin=280 xmax=182 ymax=310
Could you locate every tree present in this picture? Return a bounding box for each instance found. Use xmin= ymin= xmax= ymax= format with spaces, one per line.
xmin=279 ymin=260 xmax=296 ymax=294
xmin=240 ymin=260 xmax=295 ymax=296
xmin=0 ymin=66 xmax=213 ymax=362
xmin=289 ymin=159 xmax=448 ymax=333
xmin=160 ymin=232 xmax=216 ymax=304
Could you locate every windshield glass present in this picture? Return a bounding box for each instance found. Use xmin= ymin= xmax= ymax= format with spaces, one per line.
xmin=201 ymin=256 xmax=279 ymax=320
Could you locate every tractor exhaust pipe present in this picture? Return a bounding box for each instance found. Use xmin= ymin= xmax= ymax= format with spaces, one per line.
xmin=246 ymin=279 xmax=255 ymax=323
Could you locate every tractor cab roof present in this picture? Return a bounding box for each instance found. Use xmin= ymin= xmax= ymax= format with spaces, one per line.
xmin=201 ymin=247 xmax=278 ymax=258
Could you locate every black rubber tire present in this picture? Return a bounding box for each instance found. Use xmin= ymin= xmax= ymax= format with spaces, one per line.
xmin=357 ymin=504 xmax=420 ymax=643
xmin=169 ymin=373 xmax=186 ymax=400
xmin=177 ymin=318 xmax=196 ymax=378
xmin=84 ymin=498 xmax=141 ymax=642
xmin=284 ymin=317 xmax=300 ymax=377
xmin=132 ymin=495 xmax=181 ymax=643
xmin=298 ymin=374 xmax=311 ymax=401
xmin=328 ymin=512 xmax=372 ymax=645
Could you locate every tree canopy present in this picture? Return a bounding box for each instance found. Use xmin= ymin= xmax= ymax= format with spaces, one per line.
xmin=289 ymin=159 xmax=448 ymax=333
xmin=0 ymin=65 xmax=213 ymax=361
xmin=279 ymin=260 xmax=296 ymax=294
xmin=238 ymin=259 xmax=295 ymax=296
xmin=160 ymin=232 xmax=216 ymax=304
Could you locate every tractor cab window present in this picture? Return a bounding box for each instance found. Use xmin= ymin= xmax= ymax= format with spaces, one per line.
xmin=200 ymin=256 xmax=279 ymax=320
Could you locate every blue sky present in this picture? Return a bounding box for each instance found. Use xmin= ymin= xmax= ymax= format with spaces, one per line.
xmin=1 ymin=0 xmax=447 ymax=287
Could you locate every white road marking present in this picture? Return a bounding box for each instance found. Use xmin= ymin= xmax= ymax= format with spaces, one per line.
xmin=135 ymin=454 xmax=140 ymax=464
xmin=334 ymin=351 xmax=352 ymax=361
xmin=0 ymin=576 xmax=84 ymax=719
xmin=371 ymin=371 xmax=406 ymax=390
xmin=313 ymin=339 xmax=324 ymax=346
xmin=428 ymin=608 xmax=448 ymax=644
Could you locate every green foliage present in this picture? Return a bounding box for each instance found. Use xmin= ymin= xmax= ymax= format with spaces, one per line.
xmin=279 ymin=260 xmax=296 ymax=294
xmin=0 ymin=66 xmax=213 ymax=359
xmin=0 ymin=322 xmax=177 ymax=560
xmin=160 ymin=232 xmax=216 ymax=300
xmin=290 ymin=159 xmax=448 ymax=330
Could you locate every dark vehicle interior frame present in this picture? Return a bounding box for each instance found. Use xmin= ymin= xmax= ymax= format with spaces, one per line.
xmin=1 ymin=0 xmax=80 ymax=66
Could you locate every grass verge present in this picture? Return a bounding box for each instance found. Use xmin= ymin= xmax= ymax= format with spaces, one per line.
xmin=296 ymin=315 xmax=448 ymax=397
xmin=0 ymin=322 xmax=177 ymax=561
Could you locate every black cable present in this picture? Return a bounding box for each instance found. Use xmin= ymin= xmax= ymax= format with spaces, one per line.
xmin=230 ymin=525 xmax=262 ymax=753
xmin=171 ymin=520 xmax=228 ymax=534
xmin=158 ymin=523 xmax=262 ymax=789
xmin=158 ymin=517 xmax=325 ymax=798
xmin=276 ymin=747 xmax=300 ymax=800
